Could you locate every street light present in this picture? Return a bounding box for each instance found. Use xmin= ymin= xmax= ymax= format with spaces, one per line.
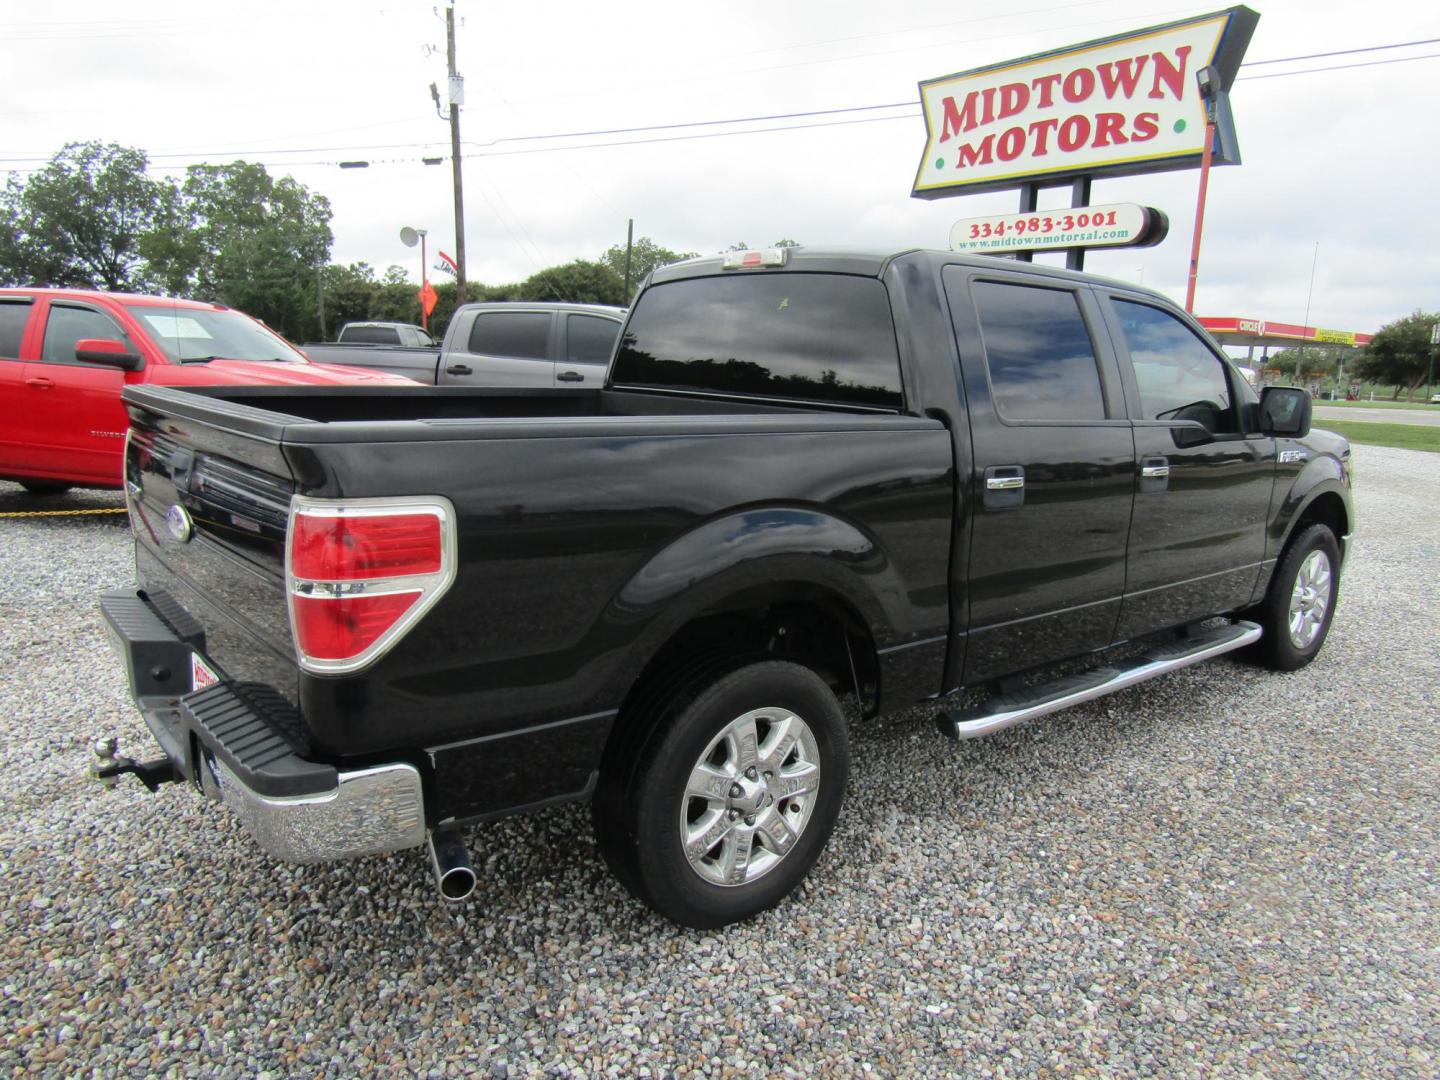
xmin=400 ymin=226 xmax=432 ymax=333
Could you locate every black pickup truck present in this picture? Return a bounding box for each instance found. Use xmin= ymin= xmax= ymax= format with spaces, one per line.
xmin=96 ymin=248 xmax=1353 ymax=928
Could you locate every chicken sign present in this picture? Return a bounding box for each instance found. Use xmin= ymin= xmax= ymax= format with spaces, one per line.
xmin=912 ymin=6 xmax=1258 ymax=199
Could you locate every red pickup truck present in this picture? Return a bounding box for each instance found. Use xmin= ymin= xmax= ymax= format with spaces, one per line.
xmin=0 ymin=288 xmax=411 ymax=492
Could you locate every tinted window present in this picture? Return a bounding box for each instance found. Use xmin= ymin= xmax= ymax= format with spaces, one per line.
xmin=1115 ymin=300 xmax=1235 ymax=432
xmin=341 ymin=325 xmax=401 ymax=345
xmin=971 ymin=281 xmax=1104 ymax=421
xmin=567 ymin=314 xmax=620 ymax=365
xmin=41 ymin=305 xmax=127 ymax=365
xmin=611 ymin=274 xmax=902 ymax=408
xmin=0 ymin=301 xmax=30 ymax=360
xmin=468 ymin=312 xmax=550 ymax=360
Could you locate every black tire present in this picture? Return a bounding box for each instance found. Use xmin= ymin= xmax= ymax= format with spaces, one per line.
xmin=19 ymin=481 xmax=71 ymax=496
xmin=1252 ymin=523 xmax=1341 ymax=671
xmin=593 ymin=660 xmax=848 ymax=929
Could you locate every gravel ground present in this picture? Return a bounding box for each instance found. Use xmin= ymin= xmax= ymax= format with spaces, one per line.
xmin=2 ymin=446 xmax=1436 ymax=1078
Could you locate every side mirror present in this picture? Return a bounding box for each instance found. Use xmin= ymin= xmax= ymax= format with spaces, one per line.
xmin=75 ymin=337 xmax=143 ymax=371
xmin=1171 ymin=423 xmax=1214 ymax=449
xmin=1259 ymin=386 xmax=1311 ymax=438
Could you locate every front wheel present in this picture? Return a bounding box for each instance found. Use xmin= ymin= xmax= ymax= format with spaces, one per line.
xmin=1253 ymin=523 xmax=1341 ymax=671
xmin=19 ymin=481 xmax=71 ymax=496
xmin=594 ymin=661 xmax=848 ymax=929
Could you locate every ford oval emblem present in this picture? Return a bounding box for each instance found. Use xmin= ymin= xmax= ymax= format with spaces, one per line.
xmin=166 ymin=504 xmax=194 ymax=543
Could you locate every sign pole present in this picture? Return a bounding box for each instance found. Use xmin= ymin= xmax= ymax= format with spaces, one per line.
xmin=1066 ymin=176 xmax=1093 ymax=273
xmin=1015 ymin=184 xmax=1039 ymax=263
xmin=419 ymin=231 xmax=429 ymax=333
xmin=1184 ymin=118 xmax=1216 ymax=314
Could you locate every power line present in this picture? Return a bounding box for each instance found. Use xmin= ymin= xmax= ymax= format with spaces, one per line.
xmin=2 ymin=40 xmax=1435 ymax=173
xmin=1242 ymin=37 xmax=1440 ymax=67
xmin=1237 ymin=52 xmax=1440 ymax=82
xmin=467 ymin=100 xmax=920 ymax=148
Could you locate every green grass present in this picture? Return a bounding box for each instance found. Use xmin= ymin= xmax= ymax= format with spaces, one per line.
xmin=1317 ymin=419 xmax=1440 ymax=453
xmin=1310 ymin=398 xmax=1438 ymax=411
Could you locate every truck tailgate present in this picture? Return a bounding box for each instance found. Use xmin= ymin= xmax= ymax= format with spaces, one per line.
xmin=124 ymin=408 xmax=299 ymax=704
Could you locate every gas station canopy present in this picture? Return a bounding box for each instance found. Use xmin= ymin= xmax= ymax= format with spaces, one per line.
xmin=1197 ymin=316 xmax=1373 ymax=350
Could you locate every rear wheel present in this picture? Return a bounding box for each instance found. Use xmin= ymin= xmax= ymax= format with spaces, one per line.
xmin=1253 ymin=523 xmax=1341 ymax=670
xmin=594 ymin=660 xmax=848 ymax=929
xmin=19 ymin=481 xmax=71 ymax=496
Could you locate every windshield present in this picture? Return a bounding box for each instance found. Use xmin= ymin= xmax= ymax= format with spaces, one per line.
xmin=125 ymin=305 xmax=308 ymax=364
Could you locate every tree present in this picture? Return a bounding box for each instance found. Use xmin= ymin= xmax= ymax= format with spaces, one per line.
xmin=147 ymin=162 xmax=334 ymax=342
xmin=517 ymin=260 xmax=626 ymax=306
xmin=725 ymin=239 xmax=802 ymax=251
xmin=1353 ymin=311 xmax=1438 ymax=400
xmin=0 ymin=141 xmax=175 ymax=290
xmin=599 ymin=237 xmax=697 ymax=296
xmin=1267 ymin=346 xmax=1340 ymax=381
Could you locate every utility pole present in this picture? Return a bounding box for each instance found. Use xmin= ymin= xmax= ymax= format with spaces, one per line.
xmin=430 ymin=3 xmax=468 ymax=306
xmin=316 ymin=260 xmax=326 ymax=339
xmin=1298 ymin=240 xmax=1319 ymax=388
xmin=623 ymin=219 xmax=634 ymax=300
xmin=1429 ymin=320 xmax=1439 ymax=402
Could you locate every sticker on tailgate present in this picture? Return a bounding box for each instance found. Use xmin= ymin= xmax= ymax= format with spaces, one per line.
xmin=191 ymin=653 xmax=220 ymax=693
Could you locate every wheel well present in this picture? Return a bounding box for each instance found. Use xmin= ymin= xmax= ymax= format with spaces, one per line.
xmin=1290 ymin=492 xmax=1348 ymax=557
xmin=617 ymin=584 xmax=880 ymax=731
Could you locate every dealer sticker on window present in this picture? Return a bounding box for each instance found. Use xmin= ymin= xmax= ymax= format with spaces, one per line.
xmin=191 ymin=653 xmax=220 ymax=693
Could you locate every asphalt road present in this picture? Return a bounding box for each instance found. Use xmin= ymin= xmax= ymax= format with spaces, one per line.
xmin=1314 ymin=405 xmax=1440 ymax=426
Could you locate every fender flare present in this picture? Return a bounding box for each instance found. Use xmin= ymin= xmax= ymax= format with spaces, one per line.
xmin=595 ymin=505 xmax=911 ymax=706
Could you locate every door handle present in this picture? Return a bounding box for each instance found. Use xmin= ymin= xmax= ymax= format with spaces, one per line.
xmin=982 ymin=465 xmax=1025 ymax=509
xmin=1139 ymin=456 xmax=1171 ymax=493
xmin=25 ymin=377 xmax=54 ymax=389
xmin=446 ymin=364 xmax=473 ymax=376
xmin=557 ymin=371 xmax=584 ymax=383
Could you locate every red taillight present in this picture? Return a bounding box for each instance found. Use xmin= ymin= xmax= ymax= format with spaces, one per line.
xmin=292 ymin=512 xmax=442 ymax=579
xmin=286 ymin=499 xmax=455 ymax=674
xmin=292 ymin=591 xmax=422 ymax=660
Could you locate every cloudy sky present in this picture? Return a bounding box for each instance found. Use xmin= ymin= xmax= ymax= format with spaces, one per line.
xmin=3 ymin=0 xmax=1435 ymax=334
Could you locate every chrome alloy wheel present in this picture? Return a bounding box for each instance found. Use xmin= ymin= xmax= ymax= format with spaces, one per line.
xmin=1288 ymin=548 xmax=1333 ymax=650
xmin=679 ymin=707 xmax=821 ymax=887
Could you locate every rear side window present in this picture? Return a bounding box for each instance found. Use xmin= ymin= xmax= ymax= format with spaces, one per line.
xmin=467 ymin=312 xmax=550 ymax=360
xmin=971 ymin=281 xmax=1105 ymax=421
xmin=567 ymin=314 xmax=620 ymax=365
xmin=1115 ymin=300 xmax=1235 ymax=432
xmin=41 ymin=305 xmax=127 ymax=365
xmin=611 ymin=274 xmax=902 ymax=408
xmin=341 ymin=325 xmax=401 ymax=345
xmin=0 ymin=301 xmax=30 ymax=360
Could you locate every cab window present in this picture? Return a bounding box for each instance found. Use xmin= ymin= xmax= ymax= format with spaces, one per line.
xmin=612 ymin=274 xmax=903 ymax=409
xmin=468 ymin=312 xmax=550 ymax=360
xmin=971 ymin=281 xmax=1106 ymax=421
xmin=41 ymin=305 xmax=129 ymax=365
xmin=0 ymin=300 xmax=31 ymax=361
xmin=1115 ymin=300 xmax=1236 ymax=433
xmin=567 ymin=314 xmax=620 ymax=365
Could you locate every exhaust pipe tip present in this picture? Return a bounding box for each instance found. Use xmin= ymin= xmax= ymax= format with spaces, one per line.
xmin=428 ymin=829 xmax=476 ymax=902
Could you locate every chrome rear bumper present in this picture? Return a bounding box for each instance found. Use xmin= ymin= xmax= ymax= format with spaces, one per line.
xmin=213 ymin=758 xmax=426 ymax=864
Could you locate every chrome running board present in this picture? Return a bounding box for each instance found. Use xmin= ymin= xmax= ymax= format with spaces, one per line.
xmin=938 ymin=620 xmax=1262 ymax=741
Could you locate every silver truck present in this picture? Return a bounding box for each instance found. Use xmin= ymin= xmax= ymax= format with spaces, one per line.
xmin=302 ymin=303 xmax=624 ymax=387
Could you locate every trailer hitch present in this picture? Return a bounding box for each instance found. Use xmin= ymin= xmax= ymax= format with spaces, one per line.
xmin=90 ymin=737 xmax=180 ymax=793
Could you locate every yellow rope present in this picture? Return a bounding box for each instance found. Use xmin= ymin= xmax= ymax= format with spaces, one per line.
xmin=0 ymin=508 xmax=128 ymax=518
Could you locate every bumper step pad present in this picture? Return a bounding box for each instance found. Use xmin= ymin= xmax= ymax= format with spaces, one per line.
xmin=181 ymin=682 xmax=336 ymax=798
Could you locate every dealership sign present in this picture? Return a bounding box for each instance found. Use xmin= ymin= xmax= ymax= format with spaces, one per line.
xmin=949 ymin=202 xmax=1167 ymax=254
xmin=913 ymin=7 xmax=1258 ymax=198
